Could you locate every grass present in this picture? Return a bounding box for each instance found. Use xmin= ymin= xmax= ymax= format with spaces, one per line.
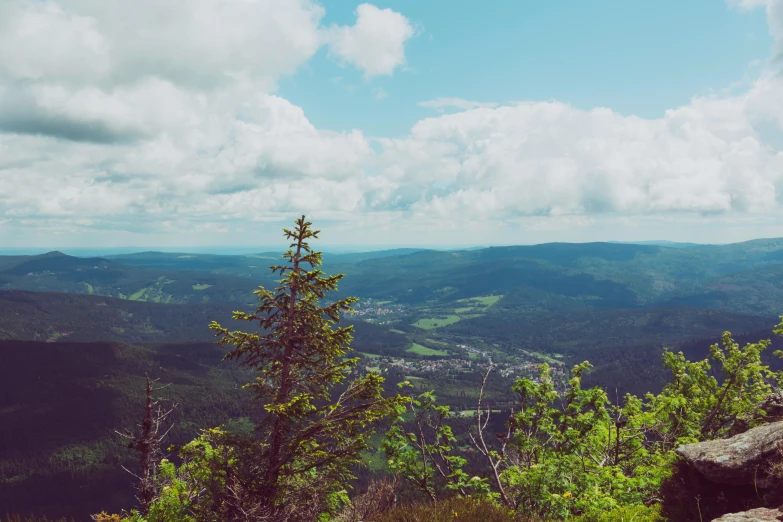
xmin=390 ymin=329 xmax=406 ymax=334
xmin=366 ymin=366 xmax=381 ymax=373
xmin=473 ymin=295 xmax=502 ymax=306
xmin=456 ymin=294 xmax=502 ymax=307
xmin=406 ymin=343 xmax=449 ymax=356
xmin=532 ymin=351 xmax=566 ymax=365
xmin=192 ymin=284 xmax=213 ymax=290
xmin=412 ymin=315 xmax=461 ymax=330
xmin=426 ymin=338 xmax=449 ymax=345
xmin=372 ymin=496 xmax=515 ymax=522
xmin=128 ymin=288 xmax=149 ymax=301
xmin=359 ymin=352 xmax=380 ymax=359
xmin=450 ymin=295 xmax=502 ymax=317
xmin=454 ymin=409 xmax=501 ymax=417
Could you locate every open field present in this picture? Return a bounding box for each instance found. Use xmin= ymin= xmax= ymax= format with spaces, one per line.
xmin=454 ymin=409 xmax=502 ymax=417
xmin=457 ymin=295 xmax=503 ymax=307
xmin=406 ymin=343 xmax=450 ymax=356
xmin=412 ymin=315 xmax=461 ymax=330
xmin=531 ymin=351 xmax=566 ymax=365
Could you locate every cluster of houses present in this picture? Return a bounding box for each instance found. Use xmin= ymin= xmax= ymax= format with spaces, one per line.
xmin=384 ymin=356 xmax=475 ymax=375
xmin=347 ymin=306 xmax=396 ymax=318
xmin=362 ymin=346 xmax=567 ymax=385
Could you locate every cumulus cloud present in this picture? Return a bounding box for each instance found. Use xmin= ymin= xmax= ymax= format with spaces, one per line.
xmin=0 ymin=0 xmax=328 ymax=89
xmin=0 ymin=0 xmax=782 ymax=245
xmin=0 ymin=0 xmax=415 ymax=241
xmin=325 ymin=3 xmax=415 ymax=77
xmin=0 ymin=0 xmax=413 ymax=145
xmin=370 ymin=83 xmax=783 ymax=221
xmin=360 ymin=2 xmax=783 ymax=227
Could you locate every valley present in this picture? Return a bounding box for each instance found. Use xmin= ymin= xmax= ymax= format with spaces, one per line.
xmin=2 ymin=238 xmax=783 ymax=518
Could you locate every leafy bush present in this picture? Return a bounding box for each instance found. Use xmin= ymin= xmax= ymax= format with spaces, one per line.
xmin=383 ymin=317 xmax=783 ymax=520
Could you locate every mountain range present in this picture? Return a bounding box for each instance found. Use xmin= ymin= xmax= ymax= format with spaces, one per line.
xmin=2 ymin=238 xmax=783 ymax=517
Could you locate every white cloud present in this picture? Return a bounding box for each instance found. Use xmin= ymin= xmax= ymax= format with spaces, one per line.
xmin=359 ymin=4 xmax=783 ymax=229
xmin=0 ymin=0 xmax=328 ymax=89
xmin=325 ymin=3 xmax=415 ymax=77
xmin=0 ymin=0 xmax=782 ymax=246
xmin=419 ymin=98 xmax=499 ymax=112
xmin=0 ymin=0 xmax=413 ymax=143
xmin=0 ymin=0 xmax=407 ymax=237
xmin=369 ymin=76 xmax=783 ymax=221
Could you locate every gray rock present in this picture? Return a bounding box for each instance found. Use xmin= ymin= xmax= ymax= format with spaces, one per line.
xmin=712 ymin=507 xmax=783 ymax=521
xmin=675 ymin=420 xmax=783 ymax=485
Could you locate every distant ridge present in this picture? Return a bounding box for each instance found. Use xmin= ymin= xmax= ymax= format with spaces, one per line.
xmin=608 ymin=240 xmax=705 ymax=248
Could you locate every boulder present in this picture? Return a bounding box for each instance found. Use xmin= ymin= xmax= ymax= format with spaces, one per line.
xmin=675 ymin=420 xmax=783 ymax=485
xmin=712 ymin=507 xmax=783 ymax=521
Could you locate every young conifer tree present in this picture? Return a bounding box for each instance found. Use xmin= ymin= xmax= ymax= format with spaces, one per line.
xmin=208 ymin=216 xmax=403 ymax=517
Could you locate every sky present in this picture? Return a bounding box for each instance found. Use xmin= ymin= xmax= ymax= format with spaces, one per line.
xmin=0 ymin=0 xmax=782 ymax=249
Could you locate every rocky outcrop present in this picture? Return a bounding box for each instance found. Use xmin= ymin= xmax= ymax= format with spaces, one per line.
xmin=712 ymin=507 xmax=783 ymax=521
xmin=675 ymin=420 xmax=783 ymax=485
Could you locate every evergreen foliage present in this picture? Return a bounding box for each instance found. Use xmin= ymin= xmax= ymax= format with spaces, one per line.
xmin=121 ymin=216 xmax=404 ymax=521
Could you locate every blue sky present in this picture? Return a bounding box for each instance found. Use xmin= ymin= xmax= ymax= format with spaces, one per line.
xmin=0 ymin=0 xmax=782 ymax=250
xmin=282 ymin=1 xmax=773 ymax=137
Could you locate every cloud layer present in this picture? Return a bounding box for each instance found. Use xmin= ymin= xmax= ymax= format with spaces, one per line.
xmin=0 ymin=0 xmax=782 ymax=245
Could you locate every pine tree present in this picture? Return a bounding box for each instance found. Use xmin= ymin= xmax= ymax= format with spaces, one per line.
xmin=206 ymin=215 xmax=404 ymax=518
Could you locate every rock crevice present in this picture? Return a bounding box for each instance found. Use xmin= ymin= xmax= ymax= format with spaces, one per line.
xmin=675 ymin=420 xmax=783 ymax=486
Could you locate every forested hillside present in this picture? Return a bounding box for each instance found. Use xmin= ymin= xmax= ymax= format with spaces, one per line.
xmin=0 ymin=340 xmax=255 ymax=517
xmin=0 ymin=290 xmax=240 ymax=343
xmin=3 ymin=234 xmax=783 ymax=520
xmin=0 ymin=252 xmax=268 ymax=306
xmin=3 ymin=239 xmax=783 ymax=318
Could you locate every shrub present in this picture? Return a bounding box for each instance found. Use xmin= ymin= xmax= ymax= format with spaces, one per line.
xmin=368 ymin=496 xmax=517 ymax=522
xmin=572 ymin=504 xmax=663 ymax=522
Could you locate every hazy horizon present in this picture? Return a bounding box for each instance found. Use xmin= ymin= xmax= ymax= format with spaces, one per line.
xmin=6 ymin=237 xmax=778 ymax=258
